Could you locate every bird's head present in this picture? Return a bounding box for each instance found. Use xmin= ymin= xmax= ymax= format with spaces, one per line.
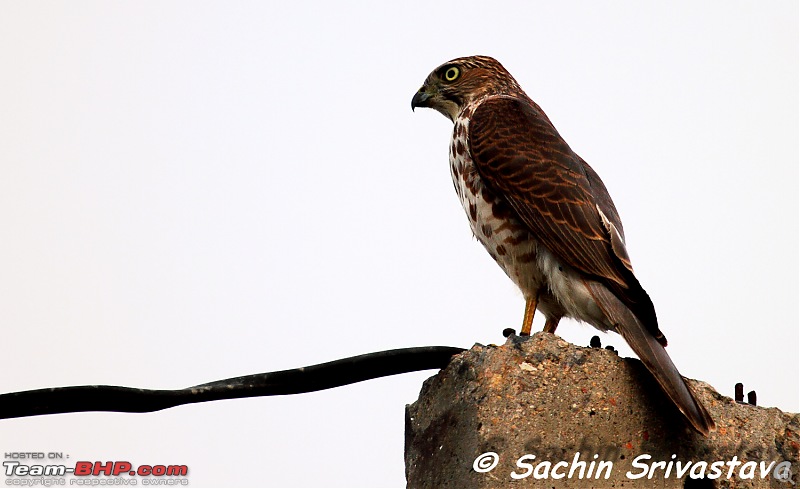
xmin=411 ymin=55 xmax=522 ymax=121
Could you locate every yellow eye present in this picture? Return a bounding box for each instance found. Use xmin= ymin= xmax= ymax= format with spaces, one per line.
xmin=444 ymin=66 xmax=460 ymax=82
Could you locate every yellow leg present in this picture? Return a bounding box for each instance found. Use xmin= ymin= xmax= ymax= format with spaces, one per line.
xmin=520 ymin=295 xmax=538 ymax=336
xmin=543 ymin=317 xmax=560 ymax=334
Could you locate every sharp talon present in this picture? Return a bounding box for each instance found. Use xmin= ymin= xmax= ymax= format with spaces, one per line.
xmin=590 ymin=336 xmax=601 ymax=348
xmin=502 ymin=328 xmax=516 ymax=338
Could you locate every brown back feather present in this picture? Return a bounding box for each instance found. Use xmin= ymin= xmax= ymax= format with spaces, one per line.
xmin=468 ymin=95 xmax=664 ymax=343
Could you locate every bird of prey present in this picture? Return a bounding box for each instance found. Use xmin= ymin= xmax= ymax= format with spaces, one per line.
xmin=411 ymin=55 xmax=714 ymax=436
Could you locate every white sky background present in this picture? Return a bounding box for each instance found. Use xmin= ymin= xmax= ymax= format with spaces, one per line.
xmin=0 ymin=1 xmax=797 ymax=487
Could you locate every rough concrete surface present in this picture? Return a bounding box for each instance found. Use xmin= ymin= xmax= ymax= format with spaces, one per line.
xmin=405 ymin=332 xmax=798 ymax=489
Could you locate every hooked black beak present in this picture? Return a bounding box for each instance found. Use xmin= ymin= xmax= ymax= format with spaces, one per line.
xmin=411 ymin=89 xmax=432 ymax=111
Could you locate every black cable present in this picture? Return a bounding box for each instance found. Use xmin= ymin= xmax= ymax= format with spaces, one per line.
xmin=0 ymin=346 xmax=465 ymax=420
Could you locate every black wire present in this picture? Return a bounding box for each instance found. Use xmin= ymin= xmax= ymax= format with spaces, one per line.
xmin=0 ymin=346 xmax=464 ymax=420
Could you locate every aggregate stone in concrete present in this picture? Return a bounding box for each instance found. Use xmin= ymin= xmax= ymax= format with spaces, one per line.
xmin=405 ymin=332 xmax=798 ymax=489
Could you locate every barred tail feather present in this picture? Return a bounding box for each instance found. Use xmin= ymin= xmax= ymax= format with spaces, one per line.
xmin=585 ymin=282 xmax=715 ymax=436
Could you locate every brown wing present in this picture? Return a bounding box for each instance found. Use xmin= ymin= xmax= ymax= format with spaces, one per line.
xmin=468 ymin=96 xmax=662 ymax=341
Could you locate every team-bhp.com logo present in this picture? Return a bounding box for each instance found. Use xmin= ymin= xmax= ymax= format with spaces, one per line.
xmin=4 ymin=452 xmax=189 ymax=486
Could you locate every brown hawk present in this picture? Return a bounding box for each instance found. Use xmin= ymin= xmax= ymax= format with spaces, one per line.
xmin=411 ymin=55 xmax=714 ymax=436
